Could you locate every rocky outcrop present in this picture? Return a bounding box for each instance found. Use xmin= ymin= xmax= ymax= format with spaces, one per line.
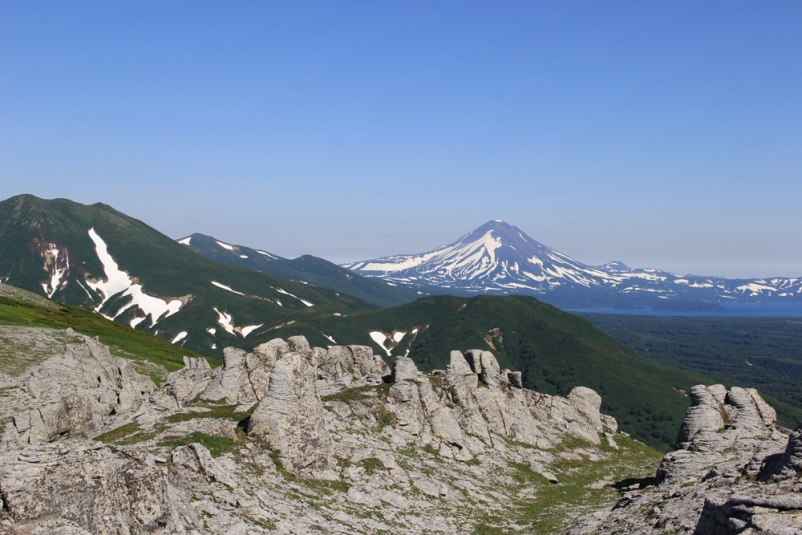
xmin=317 ymin=344 xmax=390 ymax=381
xmin=247 ymin=350 xmax=338 ymax=479
xmin=0 ymin=335 xmax=154 ymax=449
xmin=569 ymin=384 xmax=800 ymax=535
xmin=201 ymin=340 xmax=287 ymax=405
xmin=761 ymin=424 xmax=802 ymax=482
xmin=150 ymin=356 xmax=213 ymax=410
xmin=3 ymin=330 xmax=797 ymax=535
xmin=0 ymin=440 xmax=185 ymax=534
xmin=385 ymin=350 xmax=615 ymax=460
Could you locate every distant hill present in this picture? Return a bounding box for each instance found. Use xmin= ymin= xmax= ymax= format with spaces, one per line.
xmin=0 ymin=194 xmax=373 ymax=358
xmin=343 ymin=220 xmax=802 ymax=308
xmin=177 ymin=232 xmax=427 ymax=308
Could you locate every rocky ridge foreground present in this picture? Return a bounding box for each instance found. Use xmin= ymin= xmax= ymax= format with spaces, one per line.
xmin=0 ymin=329 xmax=798 ymax=534
xmin=570 ymin=384 xmax=802 ymax=534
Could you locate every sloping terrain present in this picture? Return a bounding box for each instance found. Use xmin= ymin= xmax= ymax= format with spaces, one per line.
xmin=344 ymin=220 xmax=802 ymax=307
xmin=178 ymin=232 xmax=427 ymax=307
xmin=0 ymin=283 xmax=211 ymax=380
xmin=0 ymin=326 xmax=664 ymax=535
xmin=0 ymin=195 xmax=373 ymax=357
xmin=1 ymin=316 xmax=799 ymax=535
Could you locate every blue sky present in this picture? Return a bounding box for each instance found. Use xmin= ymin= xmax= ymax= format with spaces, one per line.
xmin=1 ymin=1 xmax=800 ymax=278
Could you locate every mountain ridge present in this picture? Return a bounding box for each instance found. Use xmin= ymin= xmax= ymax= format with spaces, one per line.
xmin=343 ymin=220 xmax=802 ymax=308
xmin=177 ymin=232 xmax=429 ymax=307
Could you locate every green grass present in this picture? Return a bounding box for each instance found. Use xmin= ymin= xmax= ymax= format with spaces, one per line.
xmin=473 ymin=434 xmax=663 ymax=534
xmin=0 ymin=294 xmax=215 ymax=380
xmin=95 ymin=422 xmax=141 ymax=443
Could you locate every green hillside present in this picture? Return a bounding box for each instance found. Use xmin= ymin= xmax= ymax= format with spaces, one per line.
xmin=0 ymin=195 xmax=374 ymax=357
xmin=0 ymin=283 xmax=212 ymax=381
xmin=0 ymin=194 xmax=720 ymax=451
xmin=580 ymin=313 xmax=802 ymax=430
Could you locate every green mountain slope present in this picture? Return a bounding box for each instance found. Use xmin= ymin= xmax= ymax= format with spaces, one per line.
xmin=178 ymin=232 xmax=427 ymax=307
xmin=0 ymin=283 xmax=212 ymax=381
xmin=0 ymin=195 xmax=373 ymax=357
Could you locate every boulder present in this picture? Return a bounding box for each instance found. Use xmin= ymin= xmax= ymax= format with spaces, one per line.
xmin=463 ymin=350 xmax=501 ymax=387
xmin=391 ymin=356 xmax=421 ymax=382
xmin=247 ymin=352 xmax=337 ymax=479
xmin=150 ymin=356 xmax=213 ymax=409
xmin=318 ymin=345 xmax=390 ymax=382
xmin=201 ymin=341 xmax=281 ymax=405
xmin=675 ymin=385 xmax=726 ymax=447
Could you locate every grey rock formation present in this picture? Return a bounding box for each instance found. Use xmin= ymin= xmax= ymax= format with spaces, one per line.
xmin=150 ymin=356 xmax=213 ymax=410
xmin=386 ymin=349 xmax=614 ymax=458
xmin=569 ymin=384 xmax=800 ymax=535
xmin=391 ymin=355 xmax=422 ymax=382
xmin=317 ymin=344 xmax=390 ymax=382
xmin=201 ymin=340 xmax=289 ymax=405
xmin=0 ymin=335 xmax=154 ymax=449
xmin=247 ymin=351 xmax=337 ymax=479
xmin=0 ymin=440 xmax=185 ymax=534
xmin=761 ymin=424 xmax=802 ymax=481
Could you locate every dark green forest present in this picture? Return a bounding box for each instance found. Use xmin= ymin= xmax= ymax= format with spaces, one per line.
xmin=580 ymin=314 xmax=802 ymax=429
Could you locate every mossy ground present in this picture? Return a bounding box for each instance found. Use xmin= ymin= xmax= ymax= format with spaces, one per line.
xmin=472 ymin=435 xmax=662 ymax=534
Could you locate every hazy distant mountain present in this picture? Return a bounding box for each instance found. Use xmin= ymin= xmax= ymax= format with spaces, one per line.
xmin=343 ymin=220 xmax=802 ymax=308
xmin=177 ymin=233 xmax=427 ymax=307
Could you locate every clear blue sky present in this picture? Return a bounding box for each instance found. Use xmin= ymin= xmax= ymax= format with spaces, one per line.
xmin=1 ymin=1 xmax=800 ymax=278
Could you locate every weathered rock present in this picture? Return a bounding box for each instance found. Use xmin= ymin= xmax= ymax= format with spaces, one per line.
xmin=567 ymin=386 xmax=604 ymax=434
xmin=317 ymin=344 xmax=390 ymax=385
xmin=0 ymin=440 xmax=185 ymax=534
xmin=761 ymin=424 xmax=802 ymax=481
xmin=201 ymin=342 xmax=281 ymax=405
xmin=568 ymin=385 xmax=797 ymax=535
xmin=287 ymin=335 xmax=311 ymax=355
xmin=463 ymin=349 xmax=501 ymax=387
xmin=507 ymin=370 xmax=523 ymax=388
xmin=675 ymin=384 xmax=726 ymax=447
xmin=171 ymin=443 xmax=237 ymax=488
xmin=391 ymin=356 xmax=421 ymax=382
xmin=0 ymin=336 xmax=154 ymax=449
xmin=150 ymin=356 xmax=213 ymax=410
xmin=247 ymin=352 xmax=337 ymax=479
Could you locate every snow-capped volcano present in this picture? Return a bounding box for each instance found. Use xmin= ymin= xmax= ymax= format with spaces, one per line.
xmin=343 ymin=220 xmax=802 ymax=305
xmin=344 ymin=220 xmax=616 ymax=292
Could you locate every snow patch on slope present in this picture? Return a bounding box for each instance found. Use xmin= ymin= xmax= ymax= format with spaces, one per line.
xmin=171 ymin=331 xmax=188 ymax=344
xmin=274 ymin=287 xmax=314 ymax=307
xmin=369 ymin=331 xmax=392 ymax=357
xmin=240 ymin=324 xmax=263 ymax=338
xmin=214 ymin=307 xmax=235 ymax=335
xmin=211 ymin=281 xmax=245 ymax=296
xmin=39 ymin=244 xmax=69 ymax=298
xmin=85 ymin=228 xmax=183 ymax=326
